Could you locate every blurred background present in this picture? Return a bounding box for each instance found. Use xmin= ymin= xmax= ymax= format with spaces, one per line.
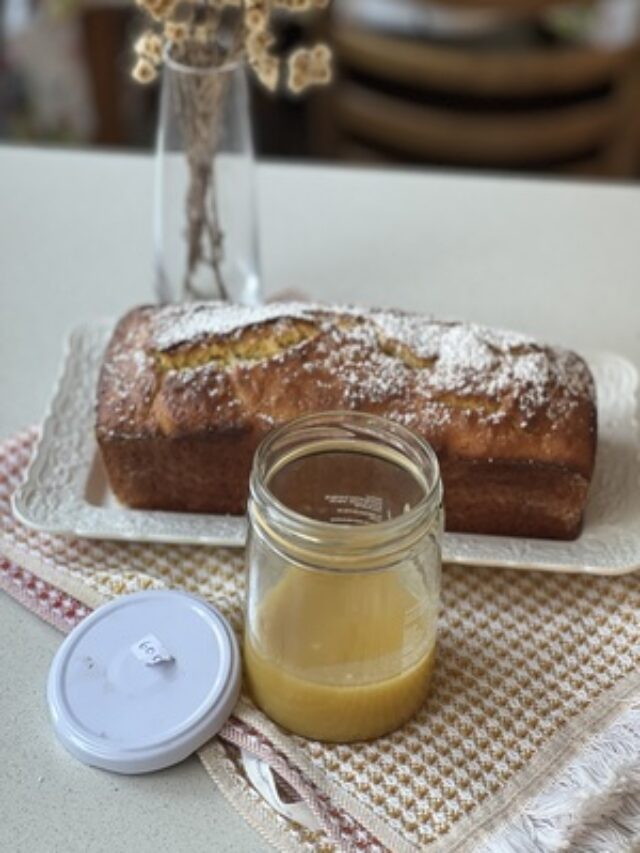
xmin=2 ymin=0 xmax=640 ymax=179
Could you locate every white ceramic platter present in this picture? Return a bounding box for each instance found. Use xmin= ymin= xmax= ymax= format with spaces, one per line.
xmin=12 ymin=321 xmax=640 ymax=575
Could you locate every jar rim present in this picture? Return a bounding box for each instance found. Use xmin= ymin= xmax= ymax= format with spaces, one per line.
xmin=163 ymin=43 xmax=242 ymax=76
xmin=249 ymin=411 xmax=442 ymax=571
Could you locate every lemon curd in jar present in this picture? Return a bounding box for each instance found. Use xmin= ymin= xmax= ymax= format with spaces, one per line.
xmin=244 ymin=568 xmax=436 ymax=741
xmin=244 ymin=413 xmax=443 ymax=743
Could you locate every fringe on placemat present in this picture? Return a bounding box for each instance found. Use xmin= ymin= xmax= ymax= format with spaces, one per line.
xmin=479 ymin=701 xmax=640 ymax=853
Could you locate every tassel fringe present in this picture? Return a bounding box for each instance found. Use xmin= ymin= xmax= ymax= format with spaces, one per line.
xmin=480 ymin=701 xmax=640 ymax=853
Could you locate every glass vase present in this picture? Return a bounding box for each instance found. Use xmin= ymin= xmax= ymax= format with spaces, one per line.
xmin=155 ymin=54 xmax=262 ymax=305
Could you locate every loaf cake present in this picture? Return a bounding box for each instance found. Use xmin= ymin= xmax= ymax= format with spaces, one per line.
xmin=96 ymin=302 xmax=597 ymax=539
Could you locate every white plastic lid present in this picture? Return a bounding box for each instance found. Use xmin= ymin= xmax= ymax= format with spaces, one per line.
xmin=47 ymin=589 xmax=241 ymax=774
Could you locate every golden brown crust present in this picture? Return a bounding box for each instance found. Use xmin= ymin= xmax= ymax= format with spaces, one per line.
xmin=96 ymin=302 xmax=597 ymax=538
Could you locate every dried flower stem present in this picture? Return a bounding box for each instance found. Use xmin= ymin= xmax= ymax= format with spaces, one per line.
xmin=174 ymin=61 xmax=233 ymax=299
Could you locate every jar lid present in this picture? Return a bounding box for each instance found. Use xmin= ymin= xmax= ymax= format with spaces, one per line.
xmin=47 ymin=590 xmax=241 ymax=774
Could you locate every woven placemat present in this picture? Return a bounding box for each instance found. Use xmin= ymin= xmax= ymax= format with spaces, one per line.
xmin=1 ymin=430 xmax=639 ymax=852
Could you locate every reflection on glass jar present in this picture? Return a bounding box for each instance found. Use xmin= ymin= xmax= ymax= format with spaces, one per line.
xmin=244 ymin=411 xmax=443 ymax=743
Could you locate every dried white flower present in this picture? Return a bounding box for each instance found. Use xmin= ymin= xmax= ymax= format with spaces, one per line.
xmin=275 ymin=0 xmax=312 ymax=9
xmin=287 ymin=43 xmax=331 ymax=93
xmin=131 ymin=0 xmax=333 ymax=95
xmin=245 ymin=7 xmax=267 ymax=32
xmin=274 ymin=0 xmax=329 ymax=9
xmin=312 ymin=43 xmax=331 ymax=66
xmin=164 ymin=20 xmax=189 ymax=43
xmin=134 ymin=31 xmax=164 ymax=64
xmin=132 ymin=57 xmax=158 ymax=84
xmin=253 ymin=55 xmax=279 ymax=91
xmin=246 ymin=28 xmax=274 ymax=61
xmin=135 ymin=0 xmax=177 ymax=22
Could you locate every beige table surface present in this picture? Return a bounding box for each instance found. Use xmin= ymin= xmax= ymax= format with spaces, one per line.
xmin=1 ymin=146 xmax=639 ymax=852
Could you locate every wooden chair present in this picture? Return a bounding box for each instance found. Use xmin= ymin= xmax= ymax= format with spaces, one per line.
xmin=81 ymin=5 xmax=131 ymax=146
xmin=326 ymin=1 xmax=640 ymax=177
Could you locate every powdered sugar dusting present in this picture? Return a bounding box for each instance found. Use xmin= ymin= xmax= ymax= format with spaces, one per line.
xmin=151 ymin=301 xmax=331 ymax=350
xmin=101 ymin=302 xmax=596 ymax=437
xmin=372 ymin=312 xmax=533 ymax=359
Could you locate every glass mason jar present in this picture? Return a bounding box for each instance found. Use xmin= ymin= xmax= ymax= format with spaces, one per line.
xmin=244 ymin=412 xmax=443 ymax=743
xmin=155 ymin=53 xmax=261 ymax=305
